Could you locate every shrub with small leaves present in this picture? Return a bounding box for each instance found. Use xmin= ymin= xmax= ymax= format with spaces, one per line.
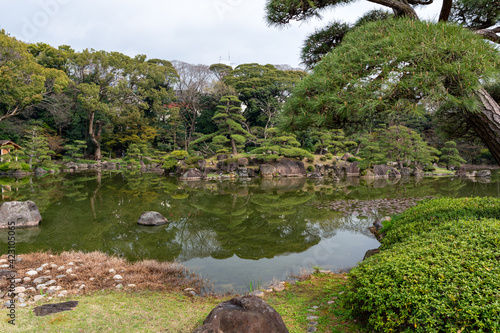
xmin=344 ymin=197 xmax=500 ymax=333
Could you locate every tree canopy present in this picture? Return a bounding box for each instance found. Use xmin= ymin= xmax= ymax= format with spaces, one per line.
xmin=281 ymin=18 xmax=500 ymax=163
xmin=266 ymin=0 xmax=499 ymax=67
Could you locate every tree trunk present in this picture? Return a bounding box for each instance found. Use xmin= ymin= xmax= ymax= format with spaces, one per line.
xmin=438 ymin=0 xmax=453 ymax=22
xmin=231 ymin=137 xmax=238 ymax=155
xmin=89 ymin=110 xmax=102 ymax=161
xmin=465 ymin=89 xmax=500 ymax=166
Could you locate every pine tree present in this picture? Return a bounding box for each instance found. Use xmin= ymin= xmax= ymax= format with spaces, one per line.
xmin=440 ymin=141 xmax=467 ymax=169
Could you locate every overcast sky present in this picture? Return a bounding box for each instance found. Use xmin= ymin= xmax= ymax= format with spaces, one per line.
xmin=1 ymin=0 xmax=443 ymax=68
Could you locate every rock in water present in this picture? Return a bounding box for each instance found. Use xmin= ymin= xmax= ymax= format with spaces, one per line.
xmin=0 ymin=201 xmax=42 ymax=229
xmin=34 ymin=301 xmax=78 ymax=316
xmin=193 ymin=295 xmax=289 ymax=333
xmin=476 ymin=170 xmax=491 ymax=178
xmin=137 ymin=211 xmax=168 ymax=226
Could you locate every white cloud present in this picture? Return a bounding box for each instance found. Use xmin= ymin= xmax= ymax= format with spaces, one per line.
xmin=0 ymin=0 xmax=444 ymax=68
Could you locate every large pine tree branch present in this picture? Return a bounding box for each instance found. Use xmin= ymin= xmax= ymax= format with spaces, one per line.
xmin=438 ymin=0 xmax=453 ymax=22
xmin=367 ymin=0 xmax=419 ymax=19
xmin=474 ymin=27 xmax=500 ymax=44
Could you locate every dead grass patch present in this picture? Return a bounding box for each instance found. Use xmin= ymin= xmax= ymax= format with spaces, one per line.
xmin=0 ymin=251 xmax=207 ymax=298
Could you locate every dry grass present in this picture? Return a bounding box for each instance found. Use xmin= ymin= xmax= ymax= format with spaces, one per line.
xmin=1 ymin=251 xmax=207 ymax=297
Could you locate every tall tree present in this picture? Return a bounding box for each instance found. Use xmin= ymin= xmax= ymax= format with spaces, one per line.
xmin=0 ymin=31 xmax=69 ymax=122
xmin=171 ymin=61 xmax=213 ymax=146
xmin=192 ymin=95 xmax=252 ymax=155
xmin=223 ymin=63 xmax=305 ymax=130
xmin=280 ymin=19 xmax=500 ymax=165
xmin=266 ymin=0 xmax=499 ymax=66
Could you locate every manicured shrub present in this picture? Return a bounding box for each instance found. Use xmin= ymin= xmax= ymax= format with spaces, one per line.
xmin=345 ymin=217 xmax=500 ymax=332
xmin=162 ymin=158 xmax=178 ymax=171
xmin=325 ymin=153 xmax=333 ymax=160
xmin=381 ymin=197 xmax=500 ymax=248
xmin=306 ymin=165 xmax=315 ymax=172
xmin=347 ymin=156 xmax=362 ymax=162
xmin=170 ymin=150 xmax=189 ymax=160
xmin=344 ymin=197 xmax=500 ymax=332
xmin=185 ymin=156 xmax=204 ymax=166
xmin=423 ymin=164 xmax=436 ymax=172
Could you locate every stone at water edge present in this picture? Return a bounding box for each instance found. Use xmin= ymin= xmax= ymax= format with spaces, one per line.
xmin=137 ymin=211 xmax=168 ymax=226
xmin=476 ymin=170 xmax=492 ymax=178
xmin=0 ymin=201 xmax=42 ymax=229
xmin=193 ymin=295 xmax=289 ymax=333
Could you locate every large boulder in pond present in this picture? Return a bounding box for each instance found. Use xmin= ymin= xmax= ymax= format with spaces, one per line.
xmin=193 ymin=295 xmax=288 ymax=333
xmin=273 ymin=159 xmax=306 ymax=177
xmin=0 ymin=201 xmax=42 ymax=229
xmin=346 ymin=161 xmax=360 ymax=176
xmin=137 ymin=212 xmax=168 ymax=226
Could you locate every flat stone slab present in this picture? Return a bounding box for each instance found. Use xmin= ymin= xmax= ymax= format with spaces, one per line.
xmin=34 ymin=301 xmax=79 ymax=316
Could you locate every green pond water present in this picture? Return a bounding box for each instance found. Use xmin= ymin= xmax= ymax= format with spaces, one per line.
xmin=1 ymin=171 xmax=499 ymax=292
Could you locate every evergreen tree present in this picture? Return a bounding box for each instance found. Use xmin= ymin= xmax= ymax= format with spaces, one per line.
xmin=192 ymin=96 xmax=252 ymax=155
xmin=440 ymin=141 xmax=467 ymax=169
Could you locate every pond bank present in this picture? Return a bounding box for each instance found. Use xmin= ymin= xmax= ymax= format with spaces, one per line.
xmin=0 ymin=251 xmax=364 ymax=332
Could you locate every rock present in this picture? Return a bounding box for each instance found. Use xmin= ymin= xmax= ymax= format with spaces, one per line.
xmin=341 ymin=153 xmax=353 ymax=161
xmin=113 ymin=275 xmax=123 ymax=280
xmin=109 ymin=269 xmax=116 ymax=274
xmin=272 ymin=282 xmax=286 ymax=292
xmin=400 ymin=167 xmax=412 ymax=177
xmin=306 ymin=316 xmax=319 ymax=321
xmin=238 ymin=158 xmax=249 ymax=167
xmin=26 ymin=270 xmax=38 ymax=276
xmin=35 ymin=167 xmax=48 ymax=175
xmin=363 ymin=248 xmax=380 ymax=261
xmin=56 ymin=275 xmax=66 ymax=279
xmin=14 ymin=287 xmax=25 ymax=294
xmin=0 ymin=201 xmax=42 ymax=229
xmin=373 ymin=165 xmax=400 ymax=178
xmin=0 ymin=270 xmax=16 ymax=278
xmin=116 ymin=284 xmax=123 ymax=289
xmin=137 ymin=211 xmax=168 ymax=226
xmin=361 ymin=170 xmax=376 ymax=179
xmin=193 ymin=295 xmax=288 ymax=333
xmin=346 ymin=162 xmax=360 ymax=176
xmin=57 ymin=266 xmax=65 ymax=271
xmin=307 ymin=327 xmax=317 ymax=332
xmin=236 ymin=167 xmax=249 ymax=178
xmin=476 ymin=170 xmax=491 ymax=178
xmin=65 ymin=162 xmax=78 ymax=170
xmin=412 ymin=168 xmax=424 ymax=177
xmin=259 ymin=164 xmax=276 ymax=178
xmin=34 ymin=295 xmax=45 ymax=302
xmin=217 ymin=154 xmax=228 ymax=160
xmin=273 ymin=159 xmax=307 ymax=177
xmin=180 ymin=168 xmax=204 ymax=181
xmin=34 ymin=301 xmax=78 ymax=316
xmin=307 ymin=172 xmax=322 ymax=179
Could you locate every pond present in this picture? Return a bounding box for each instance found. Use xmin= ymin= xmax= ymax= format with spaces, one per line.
xmin=1 ymin=171 xmax=499 ymax=293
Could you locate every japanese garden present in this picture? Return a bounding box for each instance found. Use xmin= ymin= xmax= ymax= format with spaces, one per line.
xmin=0 ymin=0 xmax=499 ymax=332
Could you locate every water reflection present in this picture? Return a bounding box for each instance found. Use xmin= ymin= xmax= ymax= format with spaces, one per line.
xmin=0 ymin=171 xmax=498 ymax=291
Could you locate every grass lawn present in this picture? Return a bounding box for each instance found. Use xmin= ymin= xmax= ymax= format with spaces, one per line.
xmin=0 ymin=271 xmax=365 ymax=333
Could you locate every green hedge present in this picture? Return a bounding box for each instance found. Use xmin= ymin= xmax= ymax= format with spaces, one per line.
xmin=381 ymin=197 xmax=500 ymax=249
xmin=344 ymin=198 xmax=500 ymax=332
